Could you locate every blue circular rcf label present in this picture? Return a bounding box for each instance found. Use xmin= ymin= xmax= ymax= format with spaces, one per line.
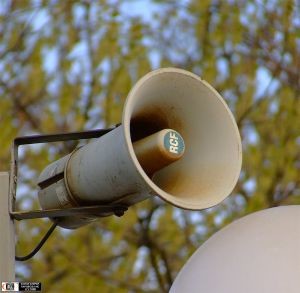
xmin=163 ymin=130 xmax=185 ymax=156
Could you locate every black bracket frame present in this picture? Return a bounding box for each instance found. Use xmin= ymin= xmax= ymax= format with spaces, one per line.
xmin=9 ymin=127 xmax=128 ymax=221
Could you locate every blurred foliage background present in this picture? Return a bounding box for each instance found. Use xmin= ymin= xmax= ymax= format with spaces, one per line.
xmin=0 ymin=0 xmax=299 ymax=292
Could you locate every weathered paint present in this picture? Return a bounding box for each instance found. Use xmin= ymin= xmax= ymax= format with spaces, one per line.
xmin=37 ymin=68 xmax=242 ymax=229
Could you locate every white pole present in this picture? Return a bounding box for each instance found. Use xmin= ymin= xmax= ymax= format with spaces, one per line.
xmin=0 ymin=172 xmax=15 ymax=280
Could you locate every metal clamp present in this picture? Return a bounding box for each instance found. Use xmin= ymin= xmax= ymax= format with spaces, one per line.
xmin=9 ymin=127 xmax=127 ymax=221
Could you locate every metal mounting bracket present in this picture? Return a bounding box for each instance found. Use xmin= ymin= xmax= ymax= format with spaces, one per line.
xmin=9 ymin=127 xmax=127 ymax=221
